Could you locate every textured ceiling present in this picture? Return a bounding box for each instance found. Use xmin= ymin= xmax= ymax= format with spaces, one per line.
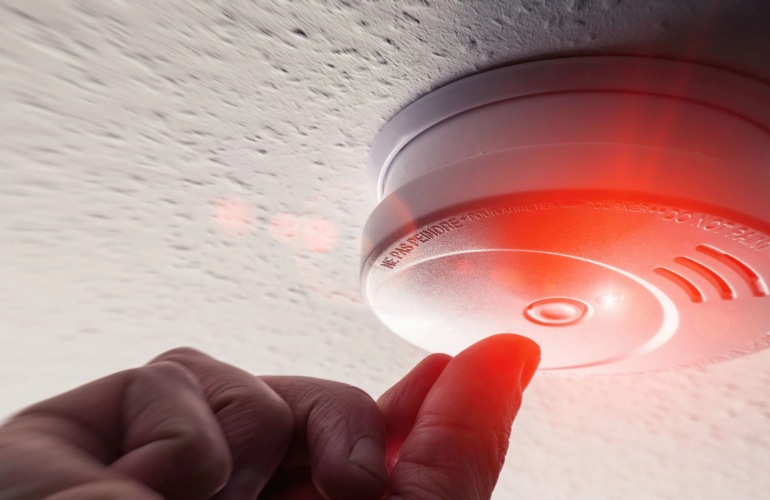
xmin=2 ymin=1 xmax=769 ymax=498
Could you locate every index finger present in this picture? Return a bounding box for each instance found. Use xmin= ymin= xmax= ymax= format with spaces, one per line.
xmin=386 ymin=334 xmax=540 ymax=500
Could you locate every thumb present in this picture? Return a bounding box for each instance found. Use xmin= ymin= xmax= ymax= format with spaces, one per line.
xmin=386 ymin=334 xmax=540 ymax=500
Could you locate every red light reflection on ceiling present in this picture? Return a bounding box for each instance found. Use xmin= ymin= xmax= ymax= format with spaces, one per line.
xmin=215 ymin=198 xmax=255 ymax=235
xmin=301 ymin=216 xmax=338 ymax=253
xmin=269 ymin=212 xmax=300 ymax=242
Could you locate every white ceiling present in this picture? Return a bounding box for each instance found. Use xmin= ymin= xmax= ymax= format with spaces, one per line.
xmin=2 ymin=1 xmax=769 ymax=498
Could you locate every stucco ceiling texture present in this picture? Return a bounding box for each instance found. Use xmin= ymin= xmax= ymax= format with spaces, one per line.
xmin=1 ymin=0 xmax=769 ymax=498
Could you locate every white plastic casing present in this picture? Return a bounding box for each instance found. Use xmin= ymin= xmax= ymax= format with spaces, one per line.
xmin=362 ymin=57 xmax=770 ymax=375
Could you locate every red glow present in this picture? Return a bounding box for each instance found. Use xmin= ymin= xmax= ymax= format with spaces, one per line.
xmin=455 ymin=258 xmax=475 ymax=276
xmin=693 ymin=306 xmax=732 ymax=340
xmin=490 ymin=266 xmax=516 ymax=286
xmin=269 ymin=212 xmax=299 ymax=243
xmin=386 ymin=439 xmax=404 ymax=475
xmin=215 ymin=198 xmax=255 ymax=235
xmin=301 ymin=216 xmax=338 ymax=253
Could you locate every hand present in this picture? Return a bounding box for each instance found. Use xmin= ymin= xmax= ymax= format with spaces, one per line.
xmin=0 ymin=348 xmax=389 ymax=500
xmin=0 ymin=334 xmax=539 ymax=499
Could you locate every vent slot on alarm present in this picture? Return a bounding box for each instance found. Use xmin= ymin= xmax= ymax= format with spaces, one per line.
xmin=673 ymin=256 xmax=736 ymax=300
xmin=696 ymin=244 xmax=769 ymax=297
xmin=654 ymin=267 xmax=705 ymax=303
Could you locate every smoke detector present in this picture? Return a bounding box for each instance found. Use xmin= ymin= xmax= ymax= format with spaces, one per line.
xmin=361 ymin=57 xmax=770 ymax=375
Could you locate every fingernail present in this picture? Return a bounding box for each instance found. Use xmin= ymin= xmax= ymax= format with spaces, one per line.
xmin=520 ymin=347 xmax=541 ymax=391
xmin=349 ymin=435 xmax=388 ymax=485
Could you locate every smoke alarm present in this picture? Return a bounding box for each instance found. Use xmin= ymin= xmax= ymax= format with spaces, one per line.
xmin=361 ymin=57 xmax=770 ymax=375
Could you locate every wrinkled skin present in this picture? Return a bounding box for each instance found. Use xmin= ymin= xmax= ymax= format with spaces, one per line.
xmin=0 ymin=334 xmax=540 ymax=500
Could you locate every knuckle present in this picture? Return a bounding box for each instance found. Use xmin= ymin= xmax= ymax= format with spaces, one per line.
xmin=257 ymin=393 xmax=294 ymax=439
xmin=219 ymin=387 xmax=294 ymax=445
xmin=151 ymin=346 xmax=207 ymax=364
xmin=136 ymin=361 xmax=197 ymax=387
xmin=314 ymin=383 xmax=383 ymax=431
xmin=330 ymin=382 xmax=379 ymax=411
xmin=129 ymin=364 xmax=232 ymax=481
xmin=166 ymin=421 xmax=232 ymax=484
xmin=292 ymin=379 xmax=378 ymax=418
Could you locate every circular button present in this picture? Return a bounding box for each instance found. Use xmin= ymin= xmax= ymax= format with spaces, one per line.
xmin=525 ymin=298 xmax=590 ymax=326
